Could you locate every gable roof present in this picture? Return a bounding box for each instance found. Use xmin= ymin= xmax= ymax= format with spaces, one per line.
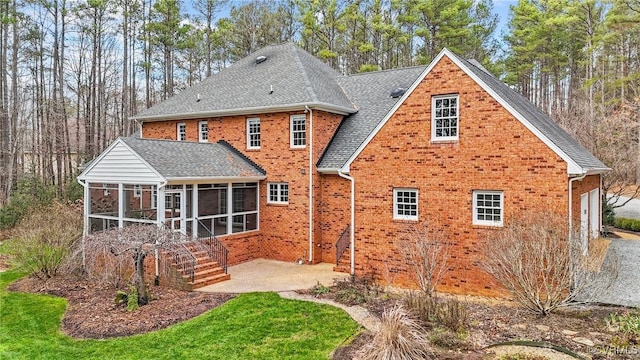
xmin=317 ymin=66 xmax=427 ymax=170
xmin=132 ymin=43 xmax=356 ymax=121
xmin=450 ymin=53 xmax=608 ymax=174
xmin=78 ymin=137 xmax=266 ymax=184
xmin=321 ymin=48 xmax=609 ymax=175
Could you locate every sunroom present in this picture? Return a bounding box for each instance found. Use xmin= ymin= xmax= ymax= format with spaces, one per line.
xmin=77 ymin=137 xmax=266 ymax=238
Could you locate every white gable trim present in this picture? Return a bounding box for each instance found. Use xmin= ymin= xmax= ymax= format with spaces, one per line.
xmin=77 ymin=137 xmax=166 ymax=183
xmin=341 ymin=48 xmax=583 ymax=175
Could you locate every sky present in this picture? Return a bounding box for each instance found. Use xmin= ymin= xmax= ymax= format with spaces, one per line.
xmin=493 ymin=0 xmax=519 ymax=38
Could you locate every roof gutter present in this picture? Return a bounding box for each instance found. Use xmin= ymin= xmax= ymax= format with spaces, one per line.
xmin=164 ymin=175 xmax=266 ymax=184
xmin=131 ymin=102 xmax=356 ymax=122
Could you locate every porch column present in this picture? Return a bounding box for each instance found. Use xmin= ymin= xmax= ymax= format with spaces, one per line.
xmin=157 ymin=185 xmax=166 ymax=228
xmin=227 ymin=183 xmax=233 ymax=234
xmin=83 ymin=182 xmax=90 ymax=236
xmin=192 ymin=184 xmax=199 ymax=239
xmin=118 ymin=183 xmax=124 ymax=228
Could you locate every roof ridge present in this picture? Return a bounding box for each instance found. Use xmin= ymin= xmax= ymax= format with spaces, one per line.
xmin=346 ymin=65 xmax=427 ymax=78
xmin=291 ymin=46 xmax=320 ymax=103
xmin=217 ymin=140 xmax=267 ymax=175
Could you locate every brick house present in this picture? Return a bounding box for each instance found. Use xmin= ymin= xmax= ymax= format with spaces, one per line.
xmin=78 ymin=43 xmax=609 ymax=295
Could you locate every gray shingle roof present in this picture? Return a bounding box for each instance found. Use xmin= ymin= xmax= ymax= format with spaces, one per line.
xmin=121 ymin=137 xmax=265 ymax=179
xmin=318 ymin=66 xmax=426 ymax=169
xmin=133 ymin=43 xmax=355 ymax=120
xmin=450 ymin=53 xmax=609 ymax=172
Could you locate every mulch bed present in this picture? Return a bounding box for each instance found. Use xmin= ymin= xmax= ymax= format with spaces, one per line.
xmin=7 ymin=275 xmax=235 ymax=339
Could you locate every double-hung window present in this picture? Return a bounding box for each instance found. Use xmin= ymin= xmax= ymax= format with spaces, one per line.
xmin=198 ymin=121 xmax=208 ymax=142
xmin=268 ymin=182 xmax=289 ymax=204
xmin=247 ymin=118 xmax=261 ymax=149
xmin=177 ymin=122 xmax=186 ymax=141
xmin=393 ymin=188 xmax=418 ymax=220
xmin=432 ymin=95 xmax=459 ymax=141
xmin=473 ymin=190 xmax=503 ymax=226
xmin=290 ymin=114 xmax=306 ymax=148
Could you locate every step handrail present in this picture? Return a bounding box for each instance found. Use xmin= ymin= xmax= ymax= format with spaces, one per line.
xmin=195 ymin=218 xmax=230 ymax=273
xmin=335 ymin=225 xmax=350 ymax=266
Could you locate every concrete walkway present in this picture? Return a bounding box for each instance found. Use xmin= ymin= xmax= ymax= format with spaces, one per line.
xmin=196 ymin=259 xmax=379 ymax=331
xmin=196 ymin=258 xmax=350 ymax=293
xmin=594 ymin=238 xmax=640 ymax=307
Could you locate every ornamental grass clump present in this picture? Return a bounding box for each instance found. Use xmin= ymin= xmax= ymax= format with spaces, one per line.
xmin=357 ymin=305 xmax=433 ymax=360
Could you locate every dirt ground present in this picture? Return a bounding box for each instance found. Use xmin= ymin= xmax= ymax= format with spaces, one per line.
xmin=7 ymin=275 xmax=234 ymax=339
xmin=313 ymin=281 xmax=639 ymax=360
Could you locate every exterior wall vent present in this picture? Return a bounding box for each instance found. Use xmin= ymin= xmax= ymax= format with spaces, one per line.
xmin=255 ymin=55 xmax=267 ymax=64
xmin=390 ymin=87 xmax=406 ymax=98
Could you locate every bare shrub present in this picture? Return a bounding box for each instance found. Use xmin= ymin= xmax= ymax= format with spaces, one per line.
xmin=356 ymin=305 xmax=434 ymax=360
xmin=74 ymin=238 xmax=133 ymax=289
xmin=404 ymin=291 xmax=468 ymax=332
xmin=81 ymin=224 xmax=186 ymax=306
xmin=397 ymin=221 xmax=450 ymax=296
xmin=481 ymin=212 xmax=618 ymax=315
xmin=8 ymin=201 xmax=82 ymax=279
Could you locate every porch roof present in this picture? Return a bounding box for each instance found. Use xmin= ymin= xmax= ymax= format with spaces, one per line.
xmin=78 ymin=137 xmax=266 ymax=184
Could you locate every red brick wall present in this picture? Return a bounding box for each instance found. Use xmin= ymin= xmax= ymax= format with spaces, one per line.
xmin=318 ymin=174 xmax=351 ymax=264
xmin=349 ymin=56 xmax=572 ymax=296
xmin=141 ymin=110 xmax=344 ymax=265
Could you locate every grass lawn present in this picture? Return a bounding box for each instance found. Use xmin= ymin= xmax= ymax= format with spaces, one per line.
xmin=0 ymin=270 xmax=360 ymax=360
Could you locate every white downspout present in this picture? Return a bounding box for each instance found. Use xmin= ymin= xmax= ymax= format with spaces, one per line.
xmin=599 ymin=175 xmax=604 ymax=234
xmin=338 ymin=171 xmax=355 ymax=280
xmin=306 ymin=106 xmax=314 ymax=263
xmin=568 ymin=172 xmax=588 ymax=242
xmin=77 ymin=178 xmax=88 ymax=269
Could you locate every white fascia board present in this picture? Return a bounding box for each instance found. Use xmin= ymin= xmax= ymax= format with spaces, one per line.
xmin=132 ymin=102 xmax=355 ymax=122
xmin=77 ymin=137 xmax=129 ymax=181
xmin=77 ymin=138 xmax=122 ymax=181
xmin=440 ymin=49 xmax=584 ymax=176
xmin=343 ymin=48 xmax=586 ymax=176
xmin=165 ymin=175 xmax=267 ymax=184
xmin=341 ymin=52 xmax=443 ymax=170
xmin=77 ymin=137 xmax=166 ymax=184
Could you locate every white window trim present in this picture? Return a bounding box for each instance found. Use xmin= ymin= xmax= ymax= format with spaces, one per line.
xmin=431 ymin=94 xmax=459 ymax=141
xmin=246 ymin=117 xmax=261 ymax=149
xmin=290 ymin=114 xmax=306 ymax=149
xmin=472 ymin=190 xmax=504 ymax=227
xmin=393 ymin=188 xmax=418 ymax=221
xmin=267 ymin=182 xmax=289 ymax=204
xmin=177 ymin=122 xmax=186 ymax=141
xmin=198 ymin=121 xmax=208 ymax=142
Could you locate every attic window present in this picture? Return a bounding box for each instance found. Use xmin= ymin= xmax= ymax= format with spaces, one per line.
xmin=390 ymin=87 xmax=405 ymax=98
xmin=255 ymin=55 xmax=267 ymax=64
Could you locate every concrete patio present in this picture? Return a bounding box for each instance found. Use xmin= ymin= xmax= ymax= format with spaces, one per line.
xmin=196 ymin=259 xmax=350 ymax=293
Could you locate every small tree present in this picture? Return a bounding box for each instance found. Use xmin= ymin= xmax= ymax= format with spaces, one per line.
xmin=397 ymin=221 xmax=450 ymax=296
xmin=8 ymin=201 xmax=82 ymax=278
xmin=83 ymin=224 xmax=184 ymax=306
xmin=481 ymin=212 xmax=618 ymax=315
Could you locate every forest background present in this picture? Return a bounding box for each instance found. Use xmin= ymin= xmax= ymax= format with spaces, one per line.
xmin=0 ymin=0 xmax=638 ymax=215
